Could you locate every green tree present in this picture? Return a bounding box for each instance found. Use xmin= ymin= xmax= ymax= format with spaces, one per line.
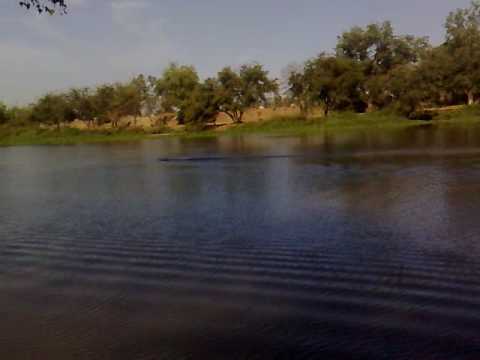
xmin=132 ymin=74 xmax=159 ymax=117
xmin=92 ymin=84 xmax=116 ymax=125
xmin=387 ymin=64 xmax=423 ymax=117
xmin=337 ymin=22 xmax=429 ymax=109
xmin=114 ymin=81 xmax=143 ymax=126
xmin=30 ymin=93 xmax=72 ymax=128
xmin=216 ymin=63 xmax=278 ymax=123
xmin=416 ymin=45 xmax=453 ymax=105
xmin=155 ymin=63 xmax=200 ymax=124
xmin=337 ymin=21 xmax=428 ymax=74
xmin=0 ymin=102 xmax=9 ymax=125
xmin=6 ymin=106 xmax=32 ymax=126
xmin=445 ymin=0 xmax=480 ymax=104
xmin=287 ymin=69 xmax=312 ymax=117
xmin=67 ymin=88 xmax=96 ymax=125
xmin=304 ymin=55 xmax=364 ymax=116
xmin=184 ymin=78 xmax=221 ymax=126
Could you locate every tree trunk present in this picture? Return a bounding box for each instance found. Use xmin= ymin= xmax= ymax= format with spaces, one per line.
xmin=236 ymin=111 xmax=244 ymax=124
xmin=467 ymin=90 xmax=475 ymax=106
xmin=324 ymin=104 xmax=330 ymax=117
xmin=224 ymin=111 xmax=243 ymax=124
xmin=366 ymin=100 xmax=375 ymax=113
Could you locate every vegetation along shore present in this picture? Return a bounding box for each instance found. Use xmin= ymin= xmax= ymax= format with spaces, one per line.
xmin=2 ymin=1 xmax=480 ymax=146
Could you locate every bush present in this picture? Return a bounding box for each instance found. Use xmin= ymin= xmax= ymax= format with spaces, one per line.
xmin=0 ymin=102 xmax=9 ymax=125
xmin=408 ymin=110 xmax=437 ymax=121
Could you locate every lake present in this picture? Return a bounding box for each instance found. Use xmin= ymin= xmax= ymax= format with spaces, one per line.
xmin=1 ymin=125 xmax=480 ymax=359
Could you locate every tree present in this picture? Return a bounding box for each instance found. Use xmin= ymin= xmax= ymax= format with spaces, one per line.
xmin=216 ymin=63 xmax=278 ymax=123
xmin=132 ymin=74 xmax=160 ymax=117
xmin=183 ymin=78 xmax=221 ymax=126
xmin=304 ymin=55 xmax=364 ymax=116
xmin=67 ymin=88 xmax=96 ymax=126
xmin=416 ymin=45 xmax=453 ymax=105
xmin=337 ymin=22 xmax=429 ymax=109
xmin=30 ymin=93 xmax=72 ymax=128
xmin=113 ymin=81 xmax=143 ymax=127
xmin=287 ymin=69 xmax=312 ymax=117
xmin=90 ymin=82 xmax=143 ymax=128
xmin=6 ymin=106 xmax=32 ymax=126
xmin=155 ymin=63 xmax=200 ymax=124
xmin=19 ymin=0 xmax=67 ymax=14
xmin=92 ymin=84 xmax=116 ymax=125
xmin=337 ymin=21 xmax=428 ymax=74
xmin=445 ymin=0 xmax=480 ymax=104
xmin=0 ymin=102 xmax=9 ymax=125
xmin=387 ymin=64 xmax=423 ymax=117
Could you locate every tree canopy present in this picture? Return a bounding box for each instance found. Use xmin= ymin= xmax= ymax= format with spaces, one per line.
xmin=216 ymin=64 xmax=278 ymax=123
xmin=155 ymin=63 xmax=200 ymax=123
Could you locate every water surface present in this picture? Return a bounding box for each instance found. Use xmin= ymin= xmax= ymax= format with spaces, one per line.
xmin=1 ymin=126 xmax=480 ymax=359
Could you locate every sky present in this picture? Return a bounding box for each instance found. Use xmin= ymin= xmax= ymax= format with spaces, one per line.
xmin=0 ymin=0 xmax=472 ymax=105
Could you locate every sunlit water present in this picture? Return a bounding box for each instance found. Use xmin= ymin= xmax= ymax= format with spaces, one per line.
xmin=1 ymin=125 xmax=480 ymax=359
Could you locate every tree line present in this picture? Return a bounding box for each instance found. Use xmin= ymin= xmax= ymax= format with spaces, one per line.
xmin=3 ymin=1 xmax=480 ymax=128
xmin=0 ymin=64 xmax=278 ymax=129
xmin=288 ymin=1 xmax=480 ymax=119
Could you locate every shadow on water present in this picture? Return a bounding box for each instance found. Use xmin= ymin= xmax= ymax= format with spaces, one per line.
xmin=158 ymin=154 xmax=306 ymax=162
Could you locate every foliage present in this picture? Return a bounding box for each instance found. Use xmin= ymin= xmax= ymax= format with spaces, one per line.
xmin=183 ymin=78 xmax=221 ymax=125
xmin=7 ymin=1 xmax=480 ymax=133
xmin=336 ymin=21 xmax=429 ymax=74
xmin=216 ymin=64 xmax=278 ymax=123
xmin=287 ymin=69 xmax=312 ymax=117
xmin=336 ymin=21 xmax=429 ymax=110
xmin=155 ymin=63 xmax=200 ymax=123
xmin=444 ymin=0 xmax=480 ymax=104
xmin=0 ymin=102 xmax=9 ymax=125
xmin=303 ymin=55 xmax=365 ymax=116
xmin=29 ymin=93 xmax=72 ymax=128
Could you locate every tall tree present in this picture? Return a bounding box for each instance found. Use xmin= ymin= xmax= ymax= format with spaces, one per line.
xmin=304 ymin=55 xmax=364 ymax=116
xmin=67 ymin=88 xmax=96 ymax=125
xmin=0 ymin=102 xmax=9 ymax=125
xmin=416 ymin=45 xmax=453 ymax=105
xmin=216 ymin=63 xmax=278 ymax=123
xmin=184 ymin=78 xmax=221 ymax=126
xmin=92 ymin=84 xmax=116 ymax=125
xmin=287 ymin=69 xmax=312 ymax=117
xmin=337 ymin=21 xmax=428 ymax=74
xmin=337 ymin=22 xmax=429 ymax=109
xmin=155 ymin=63 xmax=200 ymax=124
xmin=30 ymin=93 xmax=72 ymax=129
xmin=445 ymin=0 xmax=480 ymax=104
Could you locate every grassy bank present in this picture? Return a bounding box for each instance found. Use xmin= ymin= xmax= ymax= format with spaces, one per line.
xmin=177 ymin=112 xmax=428 ymax=139
xmin=0 ymin=126 xmax=160 ymax=146
xmin=2 ymin=107 xmax=480 ymax=146
xmin=179 ymin=107 xmax=480 ymax=139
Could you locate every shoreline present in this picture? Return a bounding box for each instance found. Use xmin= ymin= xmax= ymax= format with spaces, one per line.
xmin=1 ymin=110 xmax=480 ymax=147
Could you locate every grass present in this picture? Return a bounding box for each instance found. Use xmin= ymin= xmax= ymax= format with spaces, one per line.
xmin=175 ymin=111 xmax=429 ymax=139
xmin=0 ymin=126 xmax=166 ymax=147
xmin=2 ymin=106 xmax=480 ymax=146
xmin=434 ymin=105 xmax=480 ymax=125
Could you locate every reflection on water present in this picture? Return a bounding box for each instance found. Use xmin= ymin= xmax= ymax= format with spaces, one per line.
xmin=1 ymin=125 xmax=480 ymax=359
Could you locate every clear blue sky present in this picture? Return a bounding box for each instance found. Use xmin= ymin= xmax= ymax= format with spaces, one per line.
xmin=0 ymin=0 xmax=471 ymax=104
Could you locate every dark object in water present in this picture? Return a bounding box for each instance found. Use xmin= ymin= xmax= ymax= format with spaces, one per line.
xmin=158 ymin=155 xmax=302 ymax=162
